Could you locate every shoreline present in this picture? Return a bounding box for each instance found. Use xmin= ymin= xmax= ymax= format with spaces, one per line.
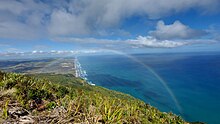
xmin=74 ymin=57 xmax=95 ymax=86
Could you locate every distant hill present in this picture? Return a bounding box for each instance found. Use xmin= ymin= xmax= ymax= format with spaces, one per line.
xmin=0 ymin=71 xmax=202 ymax=123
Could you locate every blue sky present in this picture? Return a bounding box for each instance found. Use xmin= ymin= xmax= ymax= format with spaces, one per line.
xmin=0 ymin=0 xmax=220 ymax=55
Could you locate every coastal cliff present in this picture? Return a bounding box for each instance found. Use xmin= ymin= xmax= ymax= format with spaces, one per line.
xmin=0 ymin=71 xmax=200 ymax=123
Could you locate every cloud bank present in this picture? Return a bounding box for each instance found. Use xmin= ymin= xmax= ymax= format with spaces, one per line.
xmin=128 ymin=36 xmax=188 ymax=48
xmin=0 ymin=0 xmax=219 ymax=52
xmin=52 ymin=20 xmax=212 ymax=48
xmin=0 ymin=0 xmax=219 ymax=39
xmin=149 ymin=21 xmax=207 ymax=40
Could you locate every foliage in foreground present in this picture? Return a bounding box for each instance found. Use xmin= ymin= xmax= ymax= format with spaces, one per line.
xmin=0 ymin=71 xmax=190 ymax=123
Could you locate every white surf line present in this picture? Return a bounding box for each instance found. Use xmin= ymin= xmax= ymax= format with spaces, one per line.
xmin=74 ymin=56 xmax=95 ymax=86
xmin=74 ymin=57 xmax=78 ymax=77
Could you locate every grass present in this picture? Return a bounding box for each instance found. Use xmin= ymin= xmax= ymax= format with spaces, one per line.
xmin=0 ymin=71 xmax=196 ymax=123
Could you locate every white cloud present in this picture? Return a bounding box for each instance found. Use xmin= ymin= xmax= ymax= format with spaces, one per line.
xmin=0 ymin=0 xmax=219 ymax=39
xmin=48 ymin=9 xmax=89 ymax=36
xmin=128 ymin=36 xmax=218 ymax=48
xmin=49 ymin=0 xmax=220 ymax=34
xmin=0 ymin=21 xmax=42 ymax=40
xmin=0 ymin=0 xmax=218 ymax=54
xmin=0 ymin=0 xmax=49 ymax=39
xmin=128 ymin=36 xmax=188 ymax=48
xmin=149 ymin=21 xmax=207 ymax=40
xmin=52 ymin=37 xmax=121 ymax=44
xmin=52 ymin=35 xmax=217 ymax=49
xmin=0 ymin=0 xmax=27 ymax=15
xmin=0 ymin=50 xmax=105 ymax=58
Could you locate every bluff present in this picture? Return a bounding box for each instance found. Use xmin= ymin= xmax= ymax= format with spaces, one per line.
xmin=0 ymin=71 xmax=202 ymax=123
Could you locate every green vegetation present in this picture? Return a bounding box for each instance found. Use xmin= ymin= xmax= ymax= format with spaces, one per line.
xmin=0 ymin=71 xmax=192 ymax=123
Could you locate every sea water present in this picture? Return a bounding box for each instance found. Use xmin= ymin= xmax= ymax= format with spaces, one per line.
xmin=78 ymin=52 xmax=220 ymax=124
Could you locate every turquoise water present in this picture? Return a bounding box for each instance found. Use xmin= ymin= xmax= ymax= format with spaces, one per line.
xmin=79 ymin=52 xmax=220 ymax=124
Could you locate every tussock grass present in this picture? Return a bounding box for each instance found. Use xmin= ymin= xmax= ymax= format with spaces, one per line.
xmin=0 ymin=71 xmax=191 ymax=123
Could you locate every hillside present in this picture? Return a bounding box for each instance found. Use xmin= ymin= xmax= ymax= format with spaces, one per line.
xmin=0 ymin=71 xmax=197 ymax=123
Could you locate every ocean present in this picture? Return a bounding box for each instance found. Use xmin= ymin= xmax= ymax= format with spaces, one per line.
xmin=78 ymin=52 xmax=220 ymax=124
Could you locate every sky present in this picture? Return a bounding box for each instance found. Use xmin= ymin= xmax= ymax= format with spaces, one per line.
xmin=0 ymin=0 xmax=220 ymax=56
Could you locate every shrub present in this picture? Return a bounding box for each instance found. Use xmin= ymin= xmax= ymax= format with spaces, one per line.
xmin=46 ymin=101 xmax=56 ymax=110
xmin=0 ymin=72 xmax=189 ymax=123
xmin=27 ymin=89 xmax=51 ymax=100
xmin=4 ymin=79 xmax=17 ymax=89
xmin=0 ymin=71 xmax=4 ymax=81
xmin=2 ymin=100 xmax=9 ymax=119
xmin=56 ymin=86 xmax=69 ymax=98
